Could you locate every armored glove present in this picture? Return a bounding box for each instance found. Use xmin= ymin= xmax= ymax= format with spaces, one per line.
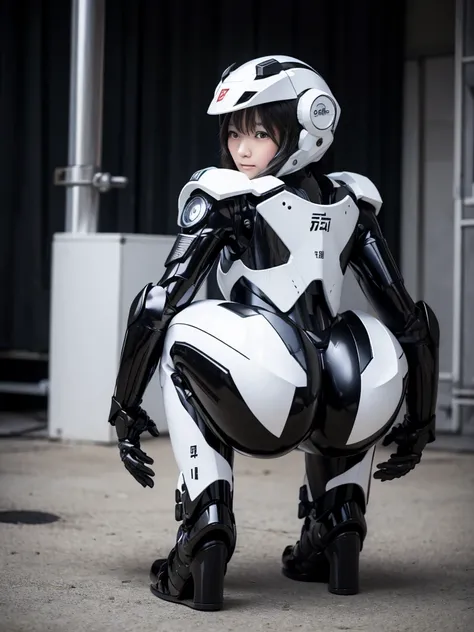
xmin=109 ymin=398 xmax=160 ymax=488
xmin=374 ymin=414 xmax=436 ymax=482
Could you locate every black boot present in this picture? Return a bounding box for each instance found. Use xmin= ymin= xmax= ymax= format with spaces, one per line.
xmin=282 ymin=485 xmax=367 ymax=595
xmin=150 ymin=481 xmax=236 ymax=611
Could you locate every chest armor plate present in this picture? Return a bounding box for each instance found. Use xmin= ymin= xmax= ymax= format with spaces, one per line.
xmin=217 ymin=189 xmax=360 ymax=316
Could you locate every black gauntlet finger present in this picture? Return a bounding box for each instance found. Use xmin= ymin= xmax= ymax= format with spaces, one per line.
xmin=124 ymin=454 xmax=155 ymax=478
xmin=375 ymin=458 xmax=400 ymax=470
xmin=375 ymin=460 xmax=412 ymax=474
xmin=123 ymin=460 xmax=145 ymax=486
xmin=374 ymin=461 xmax=415 ymax=479
xmin=381 ymin=432 xmax=396 ymax=447
xmin=131 ymin=455 xmax=155 ymax=477
xmin=135 ymin=461 xmax=155 ymax=478
xmin=147 ymin=422 xmax=160 ymax=438
xmin=133 ymin=469 xmax=155 ymax=488
xmin=123 ymin=460 xmax=154 ymax=488
xmin=145 ymin=475 xmax=155 ymax=488
xmin=374 ymin=466 xmax=410 ymax=481
xmin=134 ymin=470 xmax=154 ymax=488
xmin=129 ymin=446 xmax=154 ymax=465
xmin=133 ymin=473 xmax=147 ymax=488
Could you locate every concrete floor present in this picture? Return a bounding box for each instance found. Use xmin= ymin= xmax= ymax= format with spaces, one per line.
xmin=0 ymin=436 xmax=473 ymax=632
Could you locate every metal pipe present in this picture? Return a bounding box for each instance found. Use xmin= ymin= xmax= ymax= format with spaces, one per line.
xmin=451 ymin=0 xmax=465 ymax=433
xmin=439 ymin=372 xmax=453 ymax=381
xmin=452 ymin=397 xmax=474 ymax=406
xmin=453 ymin=387 xmax=474 ymax=396
xmin=0 ymin=381 xmax=49 ymax=396
xmin=416 ymin=58 xmax=426 ymax=299
xmin=66 ymin=0 xmax=105 ymax=233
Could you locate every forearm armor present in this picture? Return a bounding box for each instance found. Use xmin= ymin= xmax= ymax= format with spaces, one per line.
xmin=109 ymin=225 xmax=229 ymax=423
xmin=350 ymin=206 xmax=439 ymax=428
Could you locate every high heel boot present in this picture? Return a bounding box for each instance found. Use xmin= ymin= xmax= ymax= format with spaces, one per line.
xmin=282 ymin=485 xmax=367 ymax=595
xmin=150 ymin=481 xmax=236 ymax=611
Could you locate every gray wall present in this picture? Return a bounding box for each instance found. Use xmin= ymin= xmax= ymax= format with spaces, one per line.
xmin=344 ymin=0 xmax=456 ymax=317
xmin=346 ymin=0 xmax=459 ymax=432
xmin=405 ymin=0 xmax=455 ymax=58
xmin=402 ymin=56 xmax=456 ymax=432
xmin=401 ymin=0 xmax=474 ymax=434
xmin=460 ymin=3 xmax=474 ymax=434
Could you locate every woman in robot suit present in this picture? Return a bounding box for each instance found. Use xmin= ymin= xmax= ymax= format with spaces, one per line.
xmin=108 ymin=55 xmax=439 ymax=611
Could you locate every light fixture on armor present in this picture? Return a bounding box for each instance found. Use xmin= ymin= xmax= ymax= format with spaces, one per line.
xmin=181 ymin=196 xmax=209 ymax=228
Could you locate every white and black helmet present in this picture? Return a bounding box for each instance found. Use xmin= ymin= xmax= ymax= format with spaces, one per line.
xmin=208 ymin=55 xmax=341 ymax=177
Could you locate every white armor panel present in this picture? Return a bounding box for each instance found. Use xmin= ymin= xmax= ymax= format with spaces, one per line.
xmin=328 ymin=171 xmax=383 ymax=214
xmin=177 ymin=168 xmax=283 ymax=215
xmin=325 ymin=446 xmax=376 ymax=500
xmin=346 ymin=310 xmax=408 ymax=445
xmin=217 ymin=189 xmax=360 ymax=316
xmin=159 ymin=300 xmax=407 ymax=500
xmin=160 ymin=300 xmax=310 ymax=498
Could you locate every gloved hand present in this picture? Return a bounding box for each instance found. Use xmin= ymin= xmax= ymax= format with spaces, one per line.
xmin=112 ymin=403 xmax=160 ymax=488
xmin=373 ymin=414 xmax=435 ymax=482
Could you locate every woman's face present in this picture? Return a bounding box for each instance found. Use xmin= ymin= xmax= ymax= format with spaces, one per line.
xmin=227 ymin=118 xmax=280 ymax=179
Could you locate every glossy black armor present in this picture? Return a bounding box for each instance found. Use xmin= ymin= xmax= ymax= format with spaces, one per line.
xmin=150 ymin=478 xmax=236 ymax=611
xmin=108 ymin=196 xmax=236 ymax=487
xmin=277 ymin=170 xmax=439 ymax=590
xmin=108 ymin=166 xmax=439 ymax=606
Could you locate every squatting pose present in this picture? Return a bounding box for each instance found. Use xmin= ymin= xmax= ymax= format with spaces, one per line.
xmin=108 ymin=55 xmax=439 ymax=611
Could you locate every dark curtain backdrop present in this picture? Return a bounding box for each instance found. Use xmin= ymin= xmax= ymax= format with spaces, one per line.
xmin=0 ymin=0 xmax=406 ymax=353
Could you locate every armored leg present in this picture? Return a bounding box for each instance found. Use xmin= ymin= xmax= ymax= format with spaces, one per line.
xmin=281 ymin=309 xmax=407 ymax=594
xmin=150 ymin=364 xmax=236 ymax=611
xmin=153 ymin=298 xmax=321 ymax=609
xmin=282 ymin=448 xmax=374 ymax=594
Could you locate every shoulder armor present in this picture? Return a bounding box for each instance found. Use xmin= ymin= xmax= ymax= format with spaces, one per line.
xmin=177 ymin=194 xmax=213 ymax=230
xmin=177 ymin=168 xmax=284 ymax=214
xmin=189 ymin=166 xmax=218 ymax=182
xmin=327 ymin=171 xmax=382 ymax=215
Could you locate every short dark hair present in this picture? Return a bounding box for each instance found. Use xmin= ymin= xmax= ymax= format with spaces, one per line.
xmin=218 ymin=100 xmax=301 ymax=177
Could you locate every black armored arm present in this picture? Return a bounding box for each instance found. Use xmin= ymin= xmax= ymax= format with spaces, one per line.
xmin=109 ymin=195 xmax=234 ymax=423
xmin=349 ymin=204 xmax=439 ymax=481
xmin=349 ymin=204 xmax=439 ymax=428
